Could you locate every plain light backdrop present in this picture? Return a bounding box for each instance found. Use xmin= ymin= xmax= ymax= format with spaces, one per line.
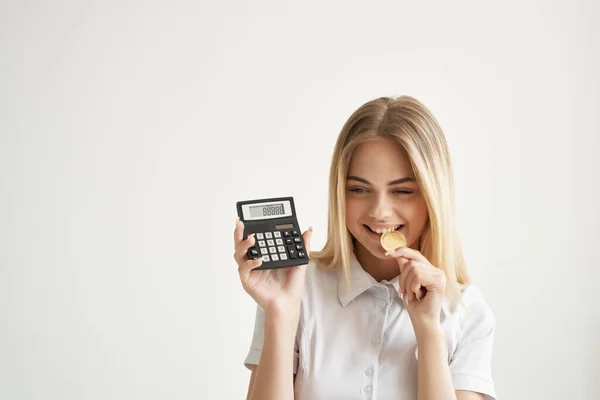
xmin=1 ymin=1 xmax=599 ymax=399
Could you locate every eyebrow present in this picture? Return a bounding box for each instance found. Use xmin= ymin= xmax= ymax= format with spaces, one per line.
xmin=346 ymin=175 xmax=415 ymax=185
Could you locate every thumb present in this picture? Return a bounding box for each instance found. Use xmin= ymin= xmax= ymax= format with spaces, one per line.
xmin=302 ymin=226 xmax=313 ymax=254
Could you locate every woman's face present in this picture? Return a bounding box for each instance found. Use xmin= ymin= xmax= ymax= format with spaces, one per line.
xmin=345 ymin=137 xmax=429 ymax=258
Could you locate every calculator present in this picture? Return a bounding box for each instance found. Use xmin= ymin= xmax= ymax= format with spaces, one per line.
xmin=236 ymin=196 xmax=308 ymax=270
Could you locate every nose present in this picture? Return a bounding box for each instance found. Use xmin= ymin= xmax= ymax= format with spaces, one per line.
xmin=367 ymin=192 xmax=393 ymax=221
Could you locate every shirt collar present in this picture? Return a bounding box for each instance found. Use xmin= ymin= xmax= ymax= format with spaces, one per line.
xmin=336 ymin=252 xmax=454 ymax=316
xmin=337 ymin=252 xmax=401 ymax=307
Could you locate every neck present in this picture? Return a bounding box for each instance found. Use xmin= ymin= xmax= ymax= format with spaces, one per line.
xmin=355 ymin=243 xmax=400 ymax=282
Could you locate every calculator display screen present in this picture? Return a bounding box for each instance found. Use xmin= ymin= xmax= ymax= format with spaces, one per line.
xmin=249 ymin=203 xmax=285 ymax=218
xmin=241 ymin=200 xmax=293 ymax=221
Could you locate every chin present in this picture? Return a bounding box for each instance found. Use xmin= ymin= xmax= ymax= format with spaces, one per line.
xmin=354 ymin=237 xmax=389 ymax=259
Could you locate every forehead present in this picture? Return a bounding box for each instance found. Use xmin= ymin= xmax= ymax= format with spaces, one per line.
xmin=348 ymin=137 xmax=413 ymax=179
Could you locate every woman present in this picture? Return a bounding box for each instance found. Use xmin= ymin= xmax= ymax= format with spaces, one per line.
xmin=233 ymin=96 xmax=496 ymax=400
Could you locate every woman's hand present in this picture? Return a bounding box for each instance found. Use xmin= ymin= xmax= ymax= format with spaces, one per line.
xmin=233 ymin=218 xmax=312 ymax=322
xmin=386 ymin=247 xmax=446 ymax=330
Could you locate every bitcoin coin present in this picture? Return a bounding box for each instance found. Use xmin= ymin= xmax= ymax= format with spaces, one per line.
xmin=380 ymin=230 xmax=407 ymax=251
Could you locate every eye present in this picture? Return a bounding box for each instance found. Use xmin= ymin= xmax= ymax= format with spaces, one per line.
xmin=349 ymin=188 xmax=368 ymax=194
xmin=393 ymin=190 xmax=413 ymax=195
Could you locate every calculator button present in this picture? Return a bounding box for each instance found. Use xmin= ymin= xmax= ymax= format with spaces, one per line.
xmin=298 ymin=252 xmax=306 ymax=258
xmin=277 ymin=246 xmax=286 ymax=253
xmin=267 ymin=239 xmax=275 ymax=246
xmin=269 ymin=247 xmax=277 ymax=254
xmin=296 ymin=244 xmax=304 ymax=251
xmin=274 ymin=231 xmax=281 ymax=238
xmin=280 ymin=253 xmax=288 ymax=260
xmin=256 ymin=233 xmax=264 ymax=240
xmin=285 ymin=238 xmax=293 ymax=245
xmin=288 ymin=249 xmax=298 ymax=259
xmin=265 ymin=232 xmax=273 ymax=239
xmin=271 ymin=254 xmax=279 ymax=261
xmin=293 ymin=237 xmax=302 ymax=244
xmin=283 ymin=231 xmax=291 ymax=237
xmin=262 ymin=255 xmax=270 ymax=262
xmin=258 ymin=241 xmax=266 ymax=247
xmin=275 ymin=238 xmax=283 ymax=245
xmin=292 ymin=230 xmax=300 ymax=236
xmin=260 ymin=248 xmax=268 ymax=255
xmin=248 ymin=248 xmax=259 ymax=258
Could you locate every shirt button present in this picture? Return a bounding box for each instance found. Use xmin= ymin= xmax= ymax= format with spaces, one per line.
xmin=377 ymin=300 xmax=387 ymax=309
xmin=372 ymin=336 xmax=380 ymax=344
xmin=365 ymin=366 xmax=374 ymax=377
xmin=364 ymin=384 xmax=373 ymax=394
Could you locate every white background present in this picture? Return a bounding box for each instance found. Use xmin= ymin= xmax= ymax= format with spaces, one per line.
xmin=1 ymin=1 xmax=599 ymax=399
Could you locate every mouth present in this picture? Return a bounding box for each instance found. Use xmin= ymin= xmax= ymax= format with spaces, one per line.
xmin=363 ymin=224 xmax=404 ymax=236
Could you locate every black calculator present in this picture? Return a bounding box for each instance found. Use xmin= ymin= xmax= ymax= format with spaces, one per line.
xmin=236 ymin=196 xmax=308 ymax=270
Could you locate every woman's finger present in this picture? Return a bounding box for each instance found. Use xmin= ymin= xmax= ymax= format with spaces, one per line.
xmin=399 ymin=259 xmax=430 ymax=293
xmin=403 ymin=261 xmax=421 ymax=301
xmin=302 ymin=226 xmax=313 ymax=255
xmin=238 ymin=257 xmax=263 ymax=278
xmin=398 ymin=257 xmax=410 ymax=294
xmin=233 ymin=233 xmax=256 ymax=263
xmin=385 ymin=246 xmax=429 ymax=264
xmin=407 ymin=266 xmax=445 ymax=299
xmin=403 ymin=261 xmax=437 ymax=300
xmin=406 ymin=271 xmax=422 ymax=301
xmin=233 ymin=218 xmax=244 ymax=246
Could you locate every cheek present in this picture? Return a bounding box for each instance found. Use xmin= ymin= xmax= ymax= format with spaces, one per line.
xmin=345 ymin=198 xmax=363 ymax=224
xmin=344 ymin=199 xmax=356 ymax=220
xmin=406 ymin=198 xmax=428 ymax=226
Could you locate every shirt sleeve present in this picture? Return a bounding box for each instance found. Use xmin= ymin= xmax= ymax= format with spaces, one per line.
xmin=449 ymin=286 xmax=497 ymax=400
xmin=243 ymin=304 xmax=300 ymax=374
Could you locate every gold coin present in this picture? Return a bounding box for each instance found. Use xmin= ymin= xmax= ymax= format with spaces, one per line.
xmin=380 ymin=230 xmax=407 ymax=251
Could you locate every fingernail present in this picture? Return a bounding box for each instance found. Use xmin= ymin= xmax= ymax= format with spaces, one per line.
xmin=309 ymin=226 xmax=313 ymax=232
xmin=235 ymin=217 xmax=240 ymax=223
xmin=385 ymin=250 xmax=395 ymax=256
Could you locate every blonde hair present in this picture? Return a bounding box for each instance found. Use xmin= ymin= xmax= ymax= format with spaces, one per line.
xmin=310 ymin=95 xmax=470 ymax=304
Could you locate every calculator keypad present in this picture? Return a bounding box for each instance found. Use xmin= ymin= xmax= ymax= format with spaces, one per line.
xmin=247 ymin=229 xmax=306 ymax=264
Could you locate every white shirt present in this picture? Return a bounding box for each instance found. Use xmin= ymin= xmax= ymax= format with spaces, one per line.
xmin=244 ymin=253 xmax=497 ymax=400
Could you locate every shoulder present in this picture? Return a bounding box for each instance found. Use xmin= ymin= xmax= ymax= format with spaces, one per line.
xmin=304 ymin=258 xmax=338 ymax=286
xmin=301 ymin=258 xmax=340 ymax=306
xmin=456 ymin=284 xmax=495 ymax=338
xmin=460 ymin=284 xmax=491 ymax=308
